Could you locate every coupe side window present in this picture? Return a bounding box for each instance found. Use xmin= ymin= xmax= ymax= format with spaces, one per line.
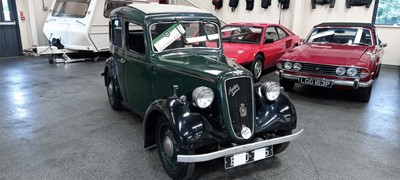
xmin=112 ymin=19 xmax=122 ymax=47
xmin=276 ymin=27 xmax=288 ymax=39
xmin=265 ymin=27 xmax=279 ymax=42
xmin=126 ymin=22 xmax=146 ymax=55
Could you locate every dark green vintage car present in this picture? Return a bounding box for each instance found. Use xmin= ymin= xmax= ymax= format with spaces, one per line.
xmin=102 ymin=3 xmax=303 ymax=180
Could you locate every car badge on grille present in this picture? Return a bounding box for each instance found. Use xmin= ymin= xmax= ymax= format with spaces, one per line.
xmin=315 ymin=67 xmax=320 ymax=71
xmin=232 ymin=70 xmax=243 ymax=76
xmin=241 ymin=125 xmax=251 ymax=139
xmin=239 ymin=103 xmax=247 ymax=117
xmin=228 ymin=84 xmax=240 ymax=97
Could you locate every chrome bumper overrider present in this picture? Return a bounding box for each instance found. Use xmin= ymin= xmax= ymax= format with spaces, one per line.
xmin=177 ymin=129 xmax=304 ymax=163
xmin=280 ymin=72 xmax=373 ymax=88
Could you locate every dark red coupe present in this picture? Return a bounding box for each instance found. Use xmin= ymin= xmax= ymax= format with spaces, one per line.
xmin=277 ymin=22 xmax=387 ymax=102
xmin=221 ymin=23 xmax=301 ymax=81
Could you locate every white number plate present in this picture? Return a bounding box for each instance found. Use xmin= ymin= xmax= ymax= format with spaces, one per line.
xmin=224 ymin=146 xmax=273 ymax=169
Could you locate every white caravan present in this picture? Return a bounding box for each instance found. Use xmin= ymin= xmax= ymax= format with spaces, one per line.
xmin=36 ymin=0 xmax=148 ymax=63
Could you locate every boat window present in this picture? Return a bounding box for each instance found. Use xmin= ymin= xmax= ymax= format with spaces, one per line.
xmin=51 ymin=0 xmax=91 ymax=18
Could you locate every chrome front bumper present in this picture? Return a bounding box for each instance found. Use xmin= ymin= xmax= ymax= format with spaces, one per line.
xmin=279 ymin=71 xmax=373 ymax=89
xmin=177 ymin=129 xmax=303 ymax=163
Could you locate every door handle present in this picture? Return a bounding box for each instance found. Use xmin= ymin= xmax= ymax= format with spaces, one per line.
xmin=119 ymin=58 xmax=126 ymax=63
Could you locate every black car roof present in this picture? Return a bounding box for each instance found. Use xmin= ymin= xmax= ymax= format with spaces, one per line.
xmin=315 ymin=22 xmax=375 ymax=28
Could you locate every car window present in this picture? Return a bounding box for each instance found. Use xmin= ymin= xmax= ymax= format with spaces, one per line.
xmin=265 ymin=27 xmax=279 ymax=42
xmin=306 ymin=27 xmax=373 ymax=46
xmin=126 ymin=22 xmax=146 ymax=55
xmin=276 ymin=27 xmax=288 ymax=39
xmin=104 ymin=1 xmax=129 ymax=18
xmin=221 ymin=26 xmax=262 ymax=44
xmin=150 ymin=20 xmax=221 ymax=52
xmin=112 ymin=19 xmax=122 ymax=47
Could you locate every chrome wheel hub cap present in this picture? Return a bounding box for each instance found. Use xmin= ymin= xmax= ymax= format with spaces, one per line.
xmin=254 ymin=62 xmax=262 ymax=78
xmin=163 ymin=136 xmax=174 ymax=158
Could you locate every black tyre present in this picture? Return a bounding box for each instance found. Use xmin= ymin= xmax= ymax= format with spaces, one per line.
xmin=273 ymin=130 xmax=292 ymax=155
xmin=311 ymin=0 xmax=316 ymax=9
xmin=330 ymin=0 xmax=336 ymax=8
xmin=356 ymin=85 xmax=372 ymax=102
xmin=280 ymin=79 xmax=295 ymax=91
xmin=156 ymin=117 xmax=195 ymax=180
xmin=366 ymin=0 xmax=372 ymax=8
xmin=375 ymin=64 xmax=381 ymax=79
xmin=106 ymin=71 xmax=122 ymax=110
xmin=345 ymin=0 xmax=351 ymax=8
xmin=251 ymin=54 xmax=264 ymax=82
xmin=48 ymin=55 xmax=54 ymax=64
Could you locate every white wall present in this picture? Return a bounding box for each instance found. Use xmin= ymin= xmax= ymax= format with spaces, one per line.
xmin=16 ymin=0 xmax=400 ymax=66
xmin=16 ymin=0 xmax=52 ymax=49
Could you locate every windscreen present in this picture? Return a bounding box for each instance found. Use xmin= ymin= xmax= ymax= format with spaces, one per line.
xmin=221 ymin=26 xmax=263 ymax=44
xmin=306 ymin=27 xmax=373 ymax=46
xmin=150 ymin=20 xmax=221 ymax=53
xmin=51 ymin=0 xmax=91 ymax=18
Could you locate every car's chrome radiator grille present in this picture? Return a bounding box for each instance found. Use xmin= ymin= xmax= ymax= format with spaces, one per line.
xmin=225 ymin=77 xmax=254 ymax=139
xmin=299 ymin=63 xmax=338 ymax=75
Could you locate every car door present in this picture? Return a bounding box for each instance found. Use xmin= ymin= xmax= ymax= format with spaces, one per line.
xmin=110 ymin=18 xmax=127 ymax=99
xmin=261 ymin=26 xmax=281 ymax=68
xmin=122 ymin=21 xmax=154 ymax=116
xmin=274 ymin=26 xmax=292 ymax=61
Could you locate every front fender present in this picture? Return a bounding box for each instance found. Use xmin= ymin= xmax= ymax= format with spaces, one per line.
xmin=254 ymin=84 xmax=297 ymax=134
xmin=143 ymin=97 xmax=207 ymax=149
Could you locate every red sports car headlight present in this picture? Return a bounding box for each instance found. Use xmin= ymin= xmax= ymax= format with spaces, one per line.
xmin=284 ymin=62 xmax=293 ymax=70
xmin=346 ymin=67 xmax=358 ymax=77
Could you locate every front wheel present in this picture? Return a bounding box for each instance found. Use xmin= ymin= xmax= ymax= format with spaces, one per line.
xmin=356 ymin=85 xmax=373 ymax=102
xmin=280 ymin=79 xmax=295 ymax=91
xmin=374 ymin=64 xmax=381 ymax=79
xmin=106 ymin=72 xmax=122 ymax=110
xmin=251 ymin=55 xmax=264 ymax=82
xmin=273 ymin=130 xmax=292 ymax=155
xmin=156 ymin=117 xmax=195 ymax=180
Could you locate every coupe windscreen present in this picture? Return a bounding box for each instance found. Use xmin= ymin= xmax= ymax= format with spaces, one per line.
xmin=150 ymin=21 xmax=221 ymax=53
xmin=51 ymin=0 xmax=91 ymax=18
xmin=221 ymin=26 xmax=263 ymax=44
xmin=306 ymin=27 xmax=373 ymax=46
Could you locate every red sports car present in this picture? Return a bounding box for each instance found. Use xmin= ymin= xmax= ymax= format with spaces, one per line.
xmin=277 ymin=22 xmax=387 ymax=102
xmin=221 ymin=23 xmax=301 ymax=81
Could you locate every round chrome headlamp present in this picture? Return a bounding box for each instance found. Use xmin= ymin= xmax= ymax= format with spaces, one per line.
xmin=293 ymin=63 xmax=302 ymax=71
xmin=192 ymin=86 xmax=214 ymax=108
xmin=262 ymin=82 xmax=281 ymax=101
xmin=284 ymin=62 xmax=292 ymax=70
xmin=336 ymin=67 xmax=346 ymax=75
xmin=346 ymin=67 xmax=357 ymax=77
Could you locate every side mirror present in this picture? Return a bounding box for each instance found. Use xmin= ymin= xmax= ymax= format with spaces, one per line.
xmin=380 ymin=42 xmax=387 ymax=48
xmin=264 ymin=38 xmax=274 ymax=44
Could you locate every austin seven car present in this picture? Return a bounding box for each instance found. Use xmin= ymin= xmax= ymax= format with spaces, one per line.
xmin=102 ymin=3 xmax=303 ymax=179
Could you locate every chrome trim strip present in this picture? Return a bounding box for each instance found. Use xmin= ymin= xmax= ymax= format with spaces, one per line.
xmin=177 ymin=129 xmax=304 ymax=163
xmin=281 ymin=73 xmax=373 ymax=88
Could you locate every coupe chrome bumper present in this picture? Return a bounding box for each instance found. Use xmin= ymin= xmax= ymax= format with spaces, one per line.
xmin=280 ymin=72 xmax=373 ymax=88
xmin=177 ymin=129 xmax=303 ymax=163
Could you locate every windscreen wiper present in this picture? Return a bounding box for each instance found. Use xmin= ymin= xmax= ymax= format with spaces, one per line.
xmin=173 ymin=18 xmax=188 ymax=43
xmin=200 ymin=19 xmax=210 ymax=41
